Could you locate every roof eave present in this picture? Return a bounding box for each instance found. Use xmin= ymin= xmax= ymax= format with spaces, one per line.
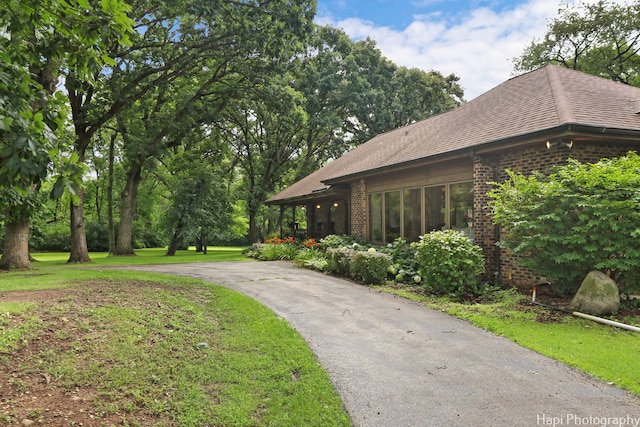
xmin=265 ymin=186 xmax=349 ymax=206
xmin=322 ymin=124 xmax=640 ymax=185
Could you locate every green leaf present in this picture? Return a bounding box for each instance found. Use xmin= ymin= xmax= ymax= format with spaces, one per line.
xmin=50 ymin=177 xmax=65 ymax=200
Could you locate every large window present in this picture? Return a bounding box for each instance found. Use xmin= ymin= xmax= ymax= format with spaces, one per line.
xmin=450 ymin=181 xmax=474 ymax=240
xmin=403 ymin=189 xmax=422 ymax=242
xmin=385 ymin=191 xmax=401 ymax=242
xmin=368 ymin=181 xmax=473 ymax=243
xmin=369 ymin=193 xmax=383 ymax=243
xmin=425 ymin=185 xmax=445 ymax=232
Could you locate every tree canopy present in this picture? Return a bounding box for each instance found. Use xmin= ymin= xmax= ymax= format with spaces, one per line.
xmin=514 ymin=0 xmax=640 ymax=86
xmin=0 ymin=0 xmax=133 ymax=269
xmin=0 ymin=2 xmax=466 ymax=266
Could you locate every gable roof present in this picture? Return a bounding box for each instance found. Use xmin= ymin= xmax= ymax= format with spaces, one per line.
xmin=267 ymin=64 xmax=640 ymax=204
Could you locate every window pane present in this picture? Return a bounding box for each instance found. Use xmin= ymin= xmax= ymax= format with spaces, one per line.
xmin=369 ymin=193 xmax=383 ymax=243
xmin=403 ymin=189 xmax=422 ymax=242
xmin=385 ymin=191 xmax=401 ymax=242
xmin=425 ymin=185 xmax=445 ymax=232
xmin=450 ymin=181 xmax=474 ymax=241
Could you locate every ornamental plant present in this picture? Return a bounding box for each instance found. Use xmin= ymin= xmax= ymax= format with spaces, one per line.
xmin=350 ymin=251 xmax=392 ymax=285
xmin=255 ymin=236 xmax=298 ymax=260
xmin=413 ymin=230 xmax=484 ymax=297
xmin=264 ymin=236 xmax=295 ymax=245
xmin=325 ymin=247 xmax=356 ymax=276
xmin=302 ymin=238 xmax=319 ymax=248
xmin=489 ymin=153 xmax=640 ymax=295
xmin=319 ymin=234 xmax=355 ymax=249
xmin=381 ymin=238 xmax=420 ymax=285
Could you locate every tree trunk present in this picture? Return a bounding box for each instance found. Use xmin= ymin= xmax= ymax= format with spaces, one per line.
xmin=248 ymin=209 xmax=258 ymax=244
xmin=195 ymin=232 xmax=208 ymax=253
xmin=115 ymin=162 xmax=143 ymax=255
xmin=167 ymin=230 xmax=181 ymax=256
xmin=68 ymin=191 xmax=92 ymax=263
xmin=166 ymin=216 xmax=186 ymax=257
xmin=68 ymin=128 xmax=92 ymax=263
xmin=0 ymin=212 xmax=31 ymax=270
xmin=108 ymin=132 xmax=116 ymax=255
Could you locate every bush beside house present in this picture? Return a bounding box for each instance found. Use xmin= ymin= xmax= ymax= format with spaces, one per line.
xmin=490 ymin=153 xmax=640 ymax=296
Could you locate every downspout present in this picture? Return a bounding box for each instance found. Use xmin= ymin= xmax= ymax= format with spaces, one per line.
xmin=492 ymin=162 xmax=501 ymax=280
xmin=531 ymin=286 xmax=640 ymax=333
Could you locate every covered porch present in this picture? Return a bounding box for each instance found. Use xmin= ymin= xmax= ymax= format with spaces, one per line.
xmin=268 ymin=187 xmax=350 ymax=241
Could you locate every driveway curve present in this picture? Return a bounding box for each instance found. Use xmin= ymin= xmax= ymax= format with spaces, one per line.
xmin=124 ymin=261 xmax=640 ymax=426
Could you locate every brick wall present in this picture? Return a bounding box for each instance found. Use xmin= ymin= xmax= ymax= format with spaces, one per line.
xmin=473 ymin=156 xmax=499 ymax=280
xmin=350 ymin=179 xmax=367 ymax=239
xmin=475 ymin=142 xmax=636 ymax=286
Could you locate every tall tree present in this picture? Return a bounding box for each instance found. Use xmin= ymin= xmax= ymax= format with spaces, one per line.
xmin=221 ymin=74 xmax=309 ymax=243
xmin=230 ymin=26 xmax=464 ymax=241
xmin=0 ymin=0 xmax=132 ymax=269
xmin=341 ymin=37 xmax=463 ymax=146
xmin=66 ymin=0 xmax=315 ymax=260
xmin=514 ymin=0 xmax=640 ymax=86
xmin=156 ymin=136 xmax=232 ymax=256
xmin=293 ymin=26 xmax=463 ymax=180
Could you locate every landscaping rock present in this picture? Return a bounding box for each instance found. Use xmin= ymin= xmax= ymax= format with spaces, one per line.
xmin=569 ymin=271 xmax=620 ymax=315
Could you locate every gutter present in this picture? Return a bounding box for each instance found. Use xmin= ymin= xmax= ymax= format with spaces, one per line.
xmin=323 ymin=124 xmax=640 ymax=187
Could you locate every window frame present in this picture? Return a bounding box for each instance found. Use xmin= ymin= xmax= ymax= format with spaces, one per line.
xmin=367 ymin=180 xmax=473 ymax=243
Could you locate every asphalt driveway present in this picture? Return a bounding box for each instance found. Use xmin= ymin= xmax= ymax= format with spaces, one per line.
xmin=124 ymin=261 xmax=640 ymax=426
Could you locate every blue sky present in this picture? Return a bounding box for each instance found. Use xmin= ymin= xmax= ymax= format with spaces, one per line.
xmin=315 ymin=0 xmax=628 ymax=99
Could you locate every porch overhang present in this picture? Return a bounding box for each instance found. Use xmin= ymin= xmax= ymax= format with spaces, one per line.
xmin=265 ymin=186 xmax=349 ymax=206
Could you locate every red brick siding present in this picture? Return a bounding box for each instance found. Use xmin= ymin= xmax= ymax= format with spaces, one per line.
xmin=351 ymin=179 xmax=367 ymax=240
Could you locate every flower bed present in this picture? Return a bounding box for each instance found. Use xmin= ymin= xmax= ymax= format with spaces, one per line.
xmin=249 ymin=231 xmax=484 ymax=296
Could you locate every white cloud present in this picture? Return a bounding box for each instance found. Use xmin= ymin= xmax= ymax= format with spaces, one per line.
xmin=316 ymin=0 xmax=630 ymax=100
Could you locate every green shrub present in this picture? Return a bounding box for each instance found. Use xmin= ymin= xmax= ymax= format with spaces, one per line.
xmin=85 ymin=222 xmax=110 ymax=252
xmin=320 ymin=234 xmax=355 ymax=249
xmin=350 ymin=249 xmax=392 ymax=285
xmin=325 ymin=247 xmax=356 ymax=276
xmin=245 ymin=243 xmax=264 ymax=259
xmin=414 ymin=230 xmax=484 ymax=297
xmin=490 ymin=153 xmax=640 ymax=294
xmin=381 ymin=238 xmax=420 ymax=284
xmin=294 ymin=248 xmax=328 ymax=271
xmin=30 ymin=221 xmax=70 ymax=251
xmin=301 ymin=257 xmax=329 ymax=271
xmin=258 ymin=242 xmax=299 ymax=261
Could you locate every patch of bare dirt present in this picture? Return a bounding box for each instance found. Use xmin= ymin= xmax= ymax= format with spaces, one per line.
xmin=0 ymin=282 xmax=181 ymax=426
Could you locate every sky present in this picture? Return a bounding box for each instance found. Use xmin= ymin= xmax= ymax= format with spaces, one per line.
xmin=315 ymin=0 xmax=628 ymax=100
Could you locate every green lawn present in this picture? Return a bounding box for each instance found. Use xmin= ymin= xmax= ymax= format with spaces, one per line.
xmin=0 ymin=247 xmax=350 ymax=426
xmin=31 ymin=246 xmax=249 ymax=266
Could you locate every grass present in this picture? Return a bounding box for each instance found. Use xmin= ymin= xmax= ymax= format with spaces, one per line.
xmin=0 ymin=247 xmax=350 ymax=426
xmin=3 ymin=245 xmax=640 ymax=424
xmin=376 ymin=284 xmax=640 ymax=396
xmin=31 ymin=246 xmax=248 ymax=266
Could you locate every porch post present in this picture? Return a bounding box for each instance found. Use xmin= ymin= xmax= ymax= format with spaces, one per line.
xmin=350 ymin=179 xmax=367 ymax=240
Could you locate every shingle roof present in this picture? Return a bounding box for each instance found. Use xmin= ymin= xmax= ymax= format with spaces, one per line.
xmin=267 ymin=64 xmax=640 ymax=204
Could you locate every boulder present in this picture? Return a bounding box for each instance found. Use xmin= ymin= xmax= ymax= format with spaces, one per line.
xmin=569 ymin=271 xmax=620 ymax=316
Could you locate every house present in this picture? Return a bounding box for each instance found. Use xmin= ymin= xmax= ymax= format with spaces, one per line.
xmin=266 ymin=65 xmax=640 ymax=285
